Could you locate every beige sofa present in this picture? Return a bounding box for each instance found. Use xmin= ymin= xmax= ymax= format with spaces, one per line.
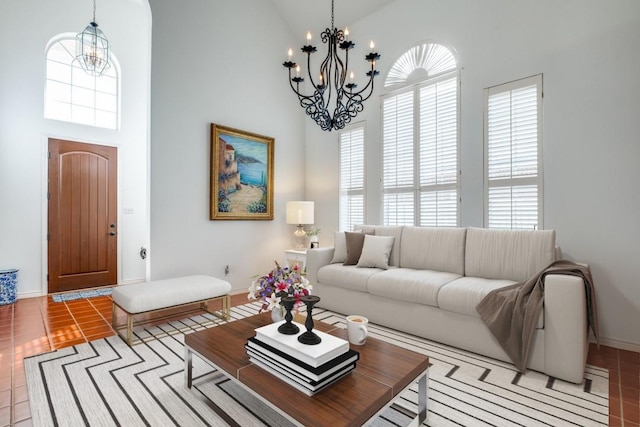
xmin=306 ymin=226 xmax=589 ymax=383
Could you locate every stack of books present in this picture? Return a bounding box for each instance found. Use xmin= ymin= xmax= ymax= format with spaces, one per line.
xmin=246 ymin=321 xmax=359 ymax=396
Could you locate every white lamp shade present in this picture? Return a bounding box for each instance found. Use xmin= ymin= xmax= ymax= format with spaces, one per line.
xmin=286 ymin=201 xmax=314 ymax=225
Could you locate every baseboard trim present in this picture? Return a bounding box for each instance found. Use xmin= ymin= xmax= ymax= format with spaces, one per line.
xmin=17 ymin=290 xmax=45 ymax=300
xmin=594 ymin=336 xmax=640 ymax=353
xmin=119 ymin=278 xmax=146 ymax=286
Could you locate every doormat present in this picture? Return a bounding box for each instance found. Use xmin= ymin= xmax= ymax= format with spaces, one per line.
xmin=52 ymin=288 xmax=113 ymax=303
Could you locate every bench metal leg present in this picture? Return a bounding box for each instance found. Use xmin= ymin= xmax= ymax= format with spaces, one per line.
xmin=126 ymin=314 xmax=134 ymax=346
xmin=111 ymin=302 xmax=117 ymax=329
xmin=223 ymin=294 xmax=230 ymax=319
xmin=203 ymin=294 xmax=231 ymax=321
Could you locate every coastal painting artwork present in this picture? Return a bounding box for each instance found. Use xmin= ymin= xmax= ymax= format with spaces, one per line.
xmin=210 ymin=124 xmax=274 ymax=220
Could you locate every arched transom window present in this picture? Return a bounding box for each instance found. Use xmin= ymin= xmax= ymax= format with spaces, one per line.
xmin=385 ymin=42 xmax=457 ymax=88
xmin=45 ymin=35 xmax=119 ymax=129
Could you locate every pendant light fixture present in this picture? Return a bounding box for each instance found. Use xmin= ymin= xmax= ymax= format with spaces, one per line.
xmin=75 ymin=0 xmax=111 ymax=77
xmin=283 ymin=0 xmax=380 ymax=131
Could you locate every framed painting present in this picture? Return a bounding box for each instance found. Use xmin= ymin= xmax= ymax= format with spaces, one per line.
xmin=210 ymin=124 xmax=274 ymax=220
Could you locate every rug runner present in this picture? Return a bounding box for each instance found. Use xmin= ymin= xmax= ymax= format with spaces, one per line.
xmin=51 ymin=287 xmax=113 ymax=303
xmin=25 ymin=302 xmax=608 ymax=426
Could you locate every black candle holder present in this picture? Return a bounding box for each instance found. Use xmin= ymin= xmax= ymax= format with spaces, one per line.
xmin=278 ymin=296 xmax=300 ymax=335
xmin=297 ymin=295 xmax=322 ymax=345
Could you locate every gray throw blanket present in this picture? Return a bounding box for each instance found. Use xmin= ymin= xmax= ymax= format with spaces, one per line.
xmin=476 ymin=260 xmax=599 ymax=373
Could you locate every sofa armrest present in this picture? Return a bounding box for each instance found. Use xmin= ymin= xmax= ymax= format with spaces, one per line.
xmin=306 ymin=247 xmax=334 ymax=285
xmin=544 ymin=273 xmax=588 ymax=383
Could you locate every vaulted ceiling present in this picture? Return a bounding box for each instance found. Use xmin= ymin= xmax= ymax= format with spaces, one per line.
xmin=270 ymin=0 xmax=396 ymax=39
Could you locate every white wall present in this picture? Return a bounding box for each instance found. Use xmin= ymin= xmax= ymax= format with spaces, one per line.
xmin=305 ymin=0 xmax=640 ymax=350
xmin=0 ymin=0 xmax=151 ymax=296
xmin=3 ymin=0 xmax=638 ymax=351
xmin=148 ymin=0 xmax=306 ymax=290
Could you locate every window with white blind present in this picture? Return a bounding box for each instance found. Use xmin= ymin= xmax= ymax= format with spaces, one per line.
xmin=484 ymin=74 xmax=543 ymax=229
xmin=339 ymin=125 xmax=365 ymax=231
xmin=45 ymin=36 xmax=119 ymax=129
xmin=382 ymin=56 xmax=460 ymax=227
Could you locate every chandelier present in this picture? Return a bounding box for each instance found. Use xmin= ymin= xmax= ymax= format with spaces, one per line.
xmin=75 ymin=0 xmax=111 ymax=76
xmin=283 ymin=0 xmax=380 ymax=132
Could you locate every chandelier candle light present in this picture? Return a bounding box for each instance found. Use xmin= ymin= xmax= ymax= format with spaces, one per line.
xmin=76 ymin=0 xmax=111 ymax=77
xmin=283 ymin=0 xmax=380 ymax=131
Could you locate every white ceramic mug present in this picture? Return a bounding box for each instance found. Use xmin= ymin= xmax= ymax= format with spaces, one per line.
xmin=346 ymin=315 xmax=368 ymax=345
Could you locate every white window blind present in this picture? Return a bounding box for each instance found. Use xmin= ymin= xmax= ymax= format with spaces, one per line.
xmin=418 ymin=77 xmax=459 ymax=226
xmin=45 ymin=36 xmax=119 ymax=129
xmin=339 ymin=125 xmax=365 ymax=231
xmin=382 ymin=90 xmax=414 ymax=225
xmin=382 ymin=74 xmax=460 ymax=226
xmin=484 ymin=75 xmax=542 ymax=229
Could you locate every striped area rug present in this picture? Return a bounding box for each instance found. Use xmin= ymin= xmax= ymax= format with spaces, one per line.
xmin=25 ymin=302 xmax=608 ymax=426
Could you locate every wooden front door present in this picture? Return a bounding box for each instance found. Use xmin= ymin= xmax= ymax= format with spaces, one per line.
xmin=48 ymin=139 xmax=118 ymax=293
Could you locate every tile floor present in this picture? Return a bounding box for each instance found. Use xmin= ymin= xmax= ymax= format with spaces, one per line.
xmin=0 ymin=292 xmax=638 ymax=426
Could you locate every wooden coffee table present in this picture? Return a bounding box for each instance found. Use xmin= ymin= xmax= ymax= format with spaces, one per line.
xmin=184 ymin=312 xmax=429 ymax=427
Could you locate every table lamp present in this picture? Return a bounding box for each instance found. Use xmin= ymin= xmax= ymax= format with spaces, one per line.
xmin=286 ymin=201 xmax=314 ymax=250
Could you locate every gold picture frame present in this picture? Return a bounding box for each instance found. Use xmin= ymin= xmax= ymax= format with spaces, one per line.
xmin=210 ymin=124 xmax=274 ymax=220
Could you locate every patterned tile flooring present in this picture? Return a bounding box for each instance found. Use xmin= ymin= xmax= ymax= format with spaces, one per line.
xmin=0 ymin=293 xmax=638 ymax=426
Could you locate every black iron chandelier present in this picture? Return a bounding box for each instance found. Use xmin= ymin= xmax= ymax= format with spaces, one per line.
xmin=283 ymin=0 xmax=380 ymax=132
xmin=75 ymin=0 xmax=111 ymax=77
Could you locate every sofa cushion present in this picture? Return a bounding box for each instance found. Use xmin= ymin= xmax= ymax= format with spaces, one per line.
xmin=330 ymin=231 xmax=347 ymax=264
xmin=367 ymin=268 xmax=461 ymax=307
xmin=399 ymin=227 xmax=466 ymax=275
xmin=438 ymin=276 xmax=545 ymax=329
xmin=357 ymin=235 xmax=395 ymax=269
xmin=343 ymin=232 xmax=366 ymax=265
xmin=465 ymin=227 xmax=556 ymax=282
xmin=354 ymin=225 xmax=403 ymax=266
xmin=317 ymin=264 xmax=382 ymax=293
xmin=437 ymin=276 xmax=516 ymax=317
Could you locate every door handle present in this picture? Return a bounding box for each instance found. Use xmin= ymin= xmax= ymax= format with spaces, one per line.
xmin=109 ymin=231 xmax=116 ymax=236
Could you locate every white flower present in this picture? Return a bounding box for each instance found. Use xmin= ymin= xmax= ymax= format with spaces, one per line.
xmin=265 ymin=292 xmax=281 ymax=311
xmin=247 ymin=280 xmax=258 ymax=300
xmin=299 ymin=276 xmax=312 ymax=292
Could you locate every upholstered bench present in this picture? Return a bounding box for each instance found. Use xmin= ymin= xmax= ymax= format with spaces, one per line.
xmin=111 ymin=275 xmax=231 ymax=345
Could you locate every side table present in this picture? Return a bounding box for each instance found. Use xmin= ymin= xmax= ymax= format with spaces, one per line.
xmin=284 ymin=249 xmax=307 ymax=273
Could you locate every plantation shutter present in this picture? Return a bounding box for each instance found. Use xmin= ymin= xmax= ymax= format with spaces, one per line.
xmin=382 ymin=90 xmax=415 ymax=225
xmin=382 ymin=73 xmax=460 ymax=227
xmin=485 ymin=74 xmax=542 ymax=229
xmin=419 ymin=76 xmax=459 ymax=226
xmin=339 ymin=125 xmax=365 ymax=231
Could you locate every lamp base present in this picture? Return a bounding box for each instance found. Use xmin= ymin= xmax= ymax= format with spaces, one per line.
xmin=293 ymin=225 xmax=306 ymax=251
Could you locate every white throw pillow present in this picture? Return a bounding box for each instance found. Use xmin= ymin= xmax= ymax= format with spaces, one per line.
xmin=357 ymin=235 xmax=396 ymax=269
xmin=330 ymin=231 xmax=347 ymax=263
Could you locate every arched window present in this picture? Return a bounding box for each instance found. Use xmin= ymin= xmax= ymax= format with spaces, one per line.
xmin=381 ymin=42 xmax=460 ymax=226
xmin=384 ymin=43 xmax=457 ymax=88
xmin=45 ymin=35 xmax=119 ymax=129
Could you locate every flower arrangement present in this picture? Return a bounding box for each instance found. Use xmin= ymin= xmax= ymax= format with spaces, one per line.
xmin=248 ymin=261 xmax=312 ymax=314
xmin=304 ymin=226 xmax=321 ymax=237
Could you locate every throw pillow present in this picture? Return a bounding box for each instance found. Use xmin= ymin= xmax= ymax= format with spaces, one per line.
xmin=357 ymin=235 xmax=396 ymax=269
xmin=343 ymin=232 xmax=367 ymax=265
xmin=330 ymin=231 xmax=348 ymax=264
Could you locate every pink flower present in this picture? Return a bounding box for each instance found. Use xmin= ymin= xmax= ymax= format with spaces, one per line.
xmin=276 ymin=281 xmax=289 ymax=293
